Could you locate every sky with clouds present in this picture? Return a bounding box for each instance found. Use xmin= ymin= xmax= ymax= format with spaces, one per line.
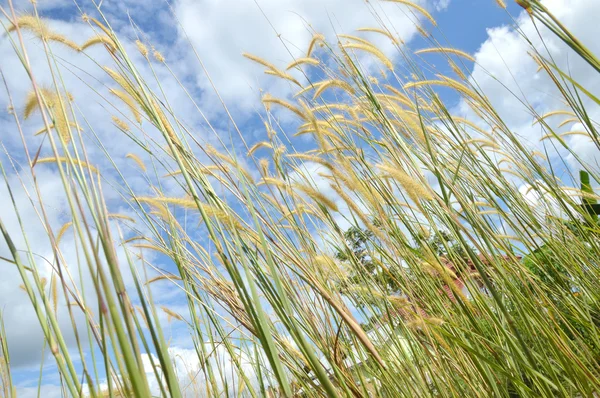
xmin=1 ymin=0 xmax=599 ymax=396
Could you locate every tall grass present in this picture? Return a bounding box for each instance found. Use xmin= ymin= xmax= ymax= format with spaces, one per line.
xmin=1 ymin=0 xmax=600 ymax=396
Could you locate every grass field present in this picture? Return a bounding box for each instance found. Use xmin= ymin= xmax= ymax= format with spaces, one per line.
xmin=1 ymin=0 xmax=600 ymax=396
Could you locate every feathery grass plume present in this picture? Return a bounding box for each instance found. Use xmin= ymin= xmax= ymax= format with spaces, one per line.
xmin=311 ymin=103 xmax=355 ymax=115
xmin=88 ymin=17 xmax=114 ymax=38
xmin=109 ymin=89 xmax=142 ymax=124
xmin=258 ymin=158 xmax=270 ymax=176
xmin=407 ymin=317 xmax=444 ymax=330
xmin=287 ymin=153 xmax=332 ymax=169
xmin=136 ymin=196 xmax=197 ymax=209
xmin=440 ymin=116 xmax=491 ymax=137
xmin=279 ymin=339 xmax=309 ymax=368
xmin=540 ymin=132 xmax=567 ymax=144
xmin=357 ymin=27 xmax=402 ymax=44
xmin=206 ymin=145 xmax=253 ymax=182
xmin=465 ymin=138 xmax=500 ymax=149
xmin=293 ymin=183 xmax=339 ymax=212
xmin=295 ymin=82 xmax=326 ymax=98
xmin=152 ymin=48 xmax=165 ymax=63
xmin=264 ymin=121 xmax=277 ymax=139
xmin=560 ymin=131 xmax=590 ymax=138
xmin=136 ymin=40 xmax=149 ymax=58
xmin=296 ymin=120 xmax=331 ymax=135
xmin=199 ymin=165 xmax=224 ymax=175
xmin=341 ymin=42 xmax=394 ymax=70
xmin=498 ymin=167 xmax=523 ymax=178
xmin=122 ymin=235 xmax=148 ymax=244
xmin=383 ymin=84 xmax=412 ymax=104
xmin=145 ymin=274 xmax=183 ymax=285
xmin=112 ymin=116 xmax=130 ymax=132
xmin=383 ymin=0 xmax=437 ymax=26
xmin=386 ymin=107 xmax=427 ymax=143
xmin=369 ymin=92 xmax=419 ymax=110
xmin=136 ymin=196 xmax=241 ymax=228
xmin=56 ymin=221 xmax=73 ymax=244
xmin=330 ymin=184 xmax=387 ymax=243
xmin=414 ymin=47 xmax=476 ymax=62
xmin=150 ymin=98 xmax=178 ymax=143
xmin=45 ymin=32 xmax=81 ymax=51
xmin=314 ymin=255 xmax=346 ymax=278
xmin=533 ymin=110 xmax=576 ymax=125
xmin=36 ymin=157 xmax=99 ymax=174
xmin=278 ymin=205 xmax=318 ymax=222
xmin=345 ymin=285 xmax=391 ymax=304
xmin=313 ymin=79 xmax=356 ymax=100
xmin=306 ymin=33 xmax=325 ymax=57
xmin=148 ymin=202 xmax=174 ymax=223
xmin=161 ymin=306 xmax=184 ymax=322
xmin=126 ymin=153 xmax=146 ymax=171
xmin=404 ymin=78 xmax=481 ymax=103
xmin=263 ymin=69 xmax=301 ymax=86
xmin=8 ymin=15 xmax=80 ymax=51
xmin=495 ymin=0 xmax=507 ymax=8
xmin=51 ymin=275 xmax=58 ymax=314
xmin=478 ymin=210 xmax=500 ymax=216
xmin=81 ymin=35 xmax=116 ymax=52
xmin=389 ymin=295 xmax=409 ymax=309
xmin=7 ymin=15 xmax=50 ymax=37
xmin=557 ymin=117 xmax=579 ymax=128
xmin=420 ymin=260 xmax=457 ymax=280
xmin=134 ymin=306 xmax=149 ymax=329
xmin=52 ymin=102 xmax=71 ymax=143
xmin=377 ymin=163 xmax=433 ymax=202
xmin=414 ymin=29 xmax=429 ymax=42
xmin=34 ymin=121 xmax=81 ymax=137
xmin=130 ymin=243 xmax=171 ymax=256
xmin=247 ymin=141 xmax=273 ymax=156
xmin=449 ymin=59 xmax=467 ymax=80
xmin=242 ymin=52 xmax=279 ymax=72
xmin=338 ymin=34 xmax=382 ymax=48
xmin=286 ymin=57 xmax=320 ymax=70
xmin=103 ymin=67 xmax=138 ymax=101
xmin=262 ymin=94 xmax=308 ymax=120
xmin=258 ymin=177 xmax=289 ymax=190
xmin=24 ymin=88 xmax=57 ymax=119
xmin=108 ymin=214 xmax=136 ymax=223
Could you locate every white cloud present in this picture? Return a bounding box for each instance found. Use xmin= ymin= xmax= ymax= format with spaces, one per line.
xmin=460 ymin=0 xmax=600 ymax=169
xmin=139 ymin=345 xmax=262 ymax=397
xmin=174 ymin=0 xmax=435 ymax=115
xmin=17 ymin=384 xmax=63 ymax=398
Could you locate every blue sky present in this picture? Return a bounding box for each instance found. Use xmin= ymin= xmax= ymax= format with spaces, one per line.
xmin=1 ymin=0 xmax=599 ymax=396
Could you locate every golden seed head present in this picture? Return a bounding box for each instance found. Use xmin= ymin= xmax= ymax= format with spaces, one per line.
xmin=153 ymin=49 xmax=165 ymax=63
xmin=136 ymin=40 xmax=149 ymax=58
xmin=112 ymin=115 xmax=130 ymax=132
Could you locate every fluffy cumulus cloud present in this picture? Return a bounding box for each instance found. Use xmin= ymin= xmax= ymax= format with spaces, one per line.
xmin=174 ymin=0 xmax=433 ymax=114
xmin=461 ymin=0 xmax=600 ymax=169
